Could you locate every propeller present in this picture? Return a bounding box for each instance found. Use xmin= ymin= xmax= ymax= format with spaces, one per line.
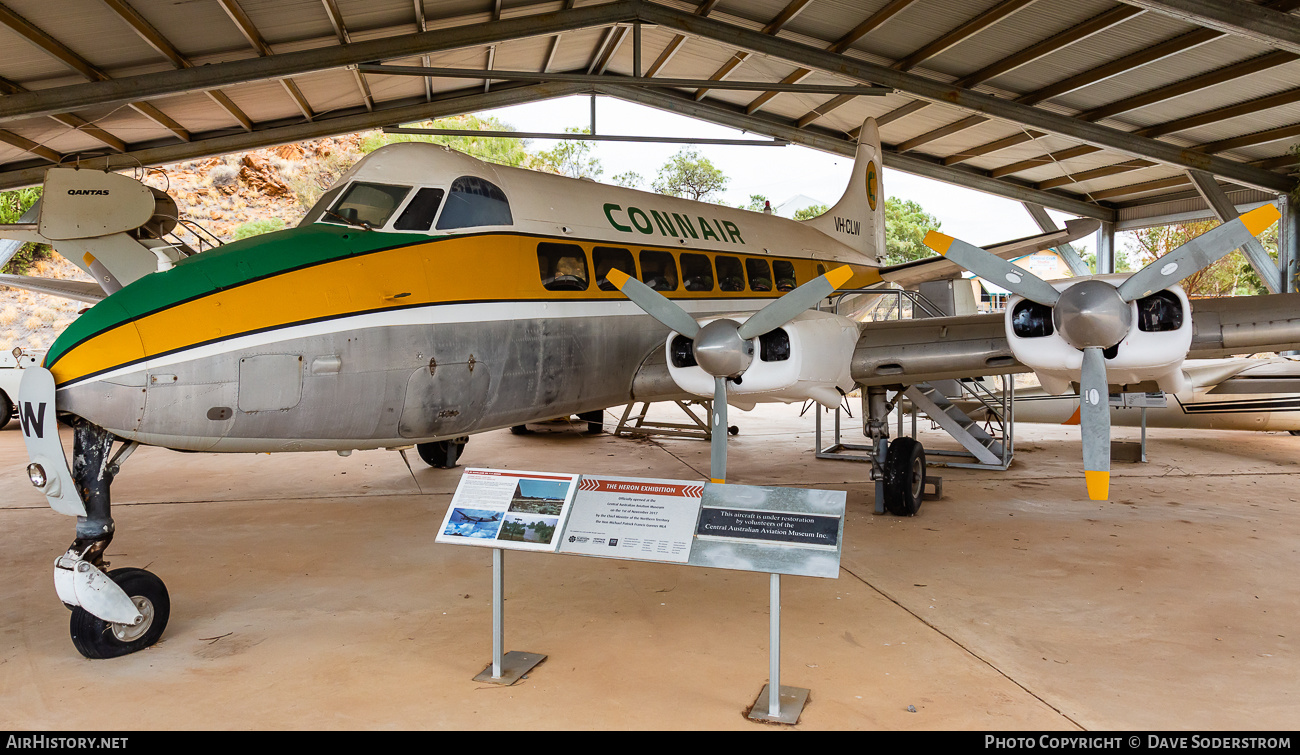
xmin=606 ymin=265 xmax=854 ymax=483
xmin=923 ymin=204 xmax=1280 ymax=501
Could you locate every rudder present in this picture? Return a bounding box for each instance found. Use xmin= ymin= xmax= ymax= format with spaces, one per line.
xmin=800 ymin=118 xmax=886 ymax=263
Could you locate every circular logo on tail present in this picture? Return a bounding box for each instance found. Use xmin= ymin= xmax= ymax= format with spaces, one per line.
xmin=866 ymin=160 xmax=878 ymax=211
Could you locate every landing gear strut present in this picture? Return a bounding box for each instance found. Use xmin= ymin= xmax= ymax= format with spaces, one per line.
xmin=865 ymin=386 xmax=926 ymax=516
xmin=56 ymin=421 xmax=169 ymax=658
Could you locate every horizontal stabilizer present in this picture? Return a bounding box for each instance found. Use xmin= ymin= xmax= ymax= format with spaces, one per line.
xmin=880 ymin=218 xmax=1099 ymax=288
xmin=0 ymin=274 xmax=105 ymax=303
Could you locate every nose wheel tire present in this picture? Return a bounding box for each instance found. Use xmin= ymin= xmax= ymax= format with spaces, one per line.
xmin=883 ymin=437 xmax=926 ymax=517
xmin=69 ymin=568 xmax=170 ymax=659
xmin=416 ymin=437 xmax=468 ymax=468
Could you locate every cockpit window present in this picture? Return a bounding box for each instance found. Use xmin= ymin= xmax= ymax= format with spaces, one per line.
xmin=301 ymin=185 xmax=344 ymax=226
xmin=394 ymin=188 xmax=445 ymax=231
xmin=435 ymin=176 xmax=513 ymax=230
xmin=325 ymin=182 xmax=411 ymax=228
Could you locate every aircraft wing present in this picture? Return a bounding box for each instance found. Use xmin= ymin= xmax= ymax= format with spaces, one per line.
xmin=849 ymin=292 xmax=1300 ymax=387
xmin=0 ymin=274 xmax=105 ymax=304
xmin=878 ymin=218 xmax=1099 ymax=289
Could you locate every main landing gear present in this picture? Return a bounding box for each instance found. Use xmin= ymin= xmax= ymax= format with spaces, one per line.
xmin=416 ymin=436 xmax=469 ymax=468
xmin=55 ymin=421 xmax=170 ymax=658
xmin=865 ymin=386 xmax=927 ymax=517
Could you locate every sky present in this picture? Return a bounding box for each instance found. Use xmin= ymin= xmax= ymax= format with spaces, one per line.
xmin=477 ymin=94 xmax=1086 ymax=250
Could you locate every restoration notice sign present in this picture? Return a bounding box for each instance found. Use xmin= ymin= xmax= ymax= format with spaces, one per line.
xmin=695 ymin=507 xmax=840 ymax=549
xmin=688 ymin=483 xmax=846 ymax=579
xmin=558 ymin=475 xmax=704 ymax=563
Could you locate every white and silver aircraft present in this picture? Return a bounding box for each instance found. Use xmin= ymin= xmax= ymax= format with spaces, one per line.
xmin=2 ymin=118 xmax=1290 ymax=659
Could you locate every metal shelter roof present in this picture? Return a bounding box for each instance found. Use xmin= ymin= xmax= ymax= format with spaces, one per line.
xmin=0 ymin=0 xmax=1297 ymax=224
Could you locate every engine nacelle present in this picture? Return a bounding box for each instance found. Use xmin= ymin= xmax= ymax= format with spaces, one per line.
xmin=667 ymin=309 xmax=860 ymax=407
xmin=1005 ymin=275 xmax=1192 ymax=395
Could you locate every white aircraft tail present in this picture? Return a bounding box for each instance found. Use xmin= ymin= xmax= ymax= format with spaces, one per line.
xmin=799 ymin=118 xmax=886 ymax=263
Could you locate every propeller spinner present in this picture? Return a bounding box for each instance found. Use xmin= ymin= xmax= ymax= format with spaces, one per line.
xmin=606 ymin=265 xmax=854 ymax=483
xmin=923 ymin=204 xmax=1280 ymax=501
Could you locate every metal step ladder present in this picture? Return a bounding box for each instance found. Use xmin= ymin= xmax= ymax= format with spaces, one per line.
xmin=903 ymin=382 xmax=1006 ymax=467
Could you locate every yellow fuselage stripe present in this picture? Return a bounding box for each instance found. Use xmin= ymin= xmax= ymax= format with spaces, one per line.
xmin=53 ymin=234 xmax=881 ymax=385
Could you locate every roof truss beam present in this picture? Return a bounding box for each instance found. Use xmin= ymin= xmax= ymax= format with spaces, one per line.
xmin=639 ymin=1 xmax=1294 ymax=193
xmin=0 ymin=0 xmax=639 ymax=125
xmin=590 ymin=81 xmax=1114 ymax=221
xmin=1116 ymin=0 xmax=1300 ymax=55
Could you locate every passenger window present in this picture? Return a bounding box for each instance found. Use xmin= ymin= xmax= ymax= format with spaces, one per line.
xmin=746 ymin=258 xmax=773 ymax=292
xmin=393 ymin=188 xmax=445 ymax=231
xmin=436 ymin=176 xmax=513 ymax=229
xmin=639 ymin=250 xmax=678 ymax=291
xmin=537 ymin=243 xmax=589 ymax=291
xmin=774 ymin=260 xmax=797 ymax=291
xmin=716 ymin=256 xmax=744 ymax=292
xmin=327 ymin=182 xmax=411 ymax=228
xmin=681 ymin=253 xmax=714 ymax=291
xmin=594 ymin=247 xmax=636 ymax=291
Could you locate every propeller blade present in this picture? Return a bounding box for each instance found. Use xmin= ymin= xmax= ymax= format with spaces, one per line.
xmin=605 ymin=268 xmax=700 ymax=338
xmin=1079 ymin=346 xmax=1111 ymax=501
xmin=735 ymin=265 xmax=854 ymax=340
xmin=923 ymin=230 xmax=1061 ymax=307
xmin=1117 ymin=204 xmax=1280 ymax=302
xmin=710 ymin=376 xmax=728 ymax=483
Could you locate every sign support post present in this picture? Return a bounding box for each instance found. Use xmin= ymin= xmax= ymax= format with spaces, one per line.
xmin=473 ymin=547 xmax=546 ymax=685
xmin=748 ymin=572 xmax=810 ymax=724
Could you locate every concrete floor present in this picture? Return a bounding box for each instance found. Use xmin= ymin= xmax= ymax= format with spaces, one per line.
xmin=1 ymin=403 xmax=1297 ymax=730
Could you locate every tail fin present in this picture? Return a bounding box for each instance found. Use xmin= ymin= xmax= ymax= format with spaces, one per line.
xmin=800 ymin=118 xmax=886 ymax=263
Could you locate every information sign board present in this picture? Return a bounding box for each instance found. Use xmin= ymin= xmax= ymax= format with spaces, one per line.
xmin=688 ymin=483 xmax=846 ymax=579
xmin=436 ymin=468 xmax=580 ymax=552
xmin=558 ymin=475 xmax=705 ymax=563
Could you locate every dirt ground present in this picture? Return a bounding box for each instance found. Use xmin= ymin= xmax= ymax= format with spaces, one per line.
xmin=1 ymin=403 xmax=1297 ymax=730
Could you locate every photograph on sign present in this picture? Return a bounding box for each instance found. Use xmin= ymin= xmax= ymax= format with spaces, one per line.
xmin=558 ymin=475 xmax=705 ymax=564
xmin=688 ymin=483 xmax=847 ymax=579
xmin=436 ymin=468 xmax=580 ymax=552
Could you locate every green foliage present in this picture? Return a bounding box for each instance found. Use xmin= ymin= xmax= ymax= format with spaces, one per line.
xmin=232 ymin=217 xmax=286 ymax=241
xmin=793 ymin=203 xmax=829 ymax=221
xmin=883 ymin=197 xmax=942 ymax=265
xmin=530 ymin=127 xmax=603 ymax=179
xmin=612 ymin=171 xmax=644 ymax=189
xmin=745 ymin=194 xmax=770 ymax=212
xmin=0 ymin=187 xmax=51 ymax=275
xmin=360 ymin=114 xmax=533 ymax=168
xmin=1127 ymin=220 xmax=1278 ymax=296
xmin=651 ymin=148 xmax=728 ymax=202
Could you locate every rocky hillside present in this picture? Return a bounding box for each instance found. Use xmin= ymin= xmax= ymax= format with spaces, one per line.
xmin=0 ymin=133 xmax=368 ymax=353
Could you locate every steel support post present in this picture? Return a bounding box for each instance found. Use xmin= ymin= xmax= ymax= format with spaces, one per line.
xmin=1188 ymin=170 xmax=1281 ymax=293
xmin=1281 ymin=193 xmax=1298 ymax=294
xmin=748 ymin=572 xmax=808 ymax=724
xmin=1097 ymin=222 xmax=1115 ymax=274
xmin=474 ymin=548 xmax=546 ymax=685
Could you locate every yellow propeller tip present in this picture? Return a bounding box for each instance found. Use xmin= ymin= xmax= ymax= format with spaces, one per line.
xmin=825 ymin=265 xmax=854 ymax=290
xmin=1085 ymin=470 xmax=1110 ymax=501
xmin=923 ymin=230 xmax=955 ymax=255
xmin=1240 ymin=204 xmax=1281 ymax=237
xmin=605 ymin=268 xmax=631 ymax=289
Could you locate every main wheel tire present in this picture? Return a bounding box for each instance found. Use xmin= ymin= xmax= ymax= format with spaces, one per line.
xmin=0 ymin=390 xmax=11 ymax=430
xmin=69 ymin=568 xmax=170 ymax=659
xmin=509 ymin=424 xmax=534 ymax=436
xmin=883 ymin=437 xmax=926 ymax=517
xmin=417 ymin=438 xmax=466 ymax=468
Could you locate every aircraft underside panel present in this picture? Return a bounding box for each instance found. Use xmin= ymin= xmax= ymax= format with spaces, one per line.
xmin=55 ymin=310 xmax=668 ymax=452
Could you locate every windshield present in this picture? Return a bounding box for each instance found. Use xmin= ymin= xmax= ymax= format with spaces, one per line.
xmin=324 ymin=182 xmax=411 ymax=228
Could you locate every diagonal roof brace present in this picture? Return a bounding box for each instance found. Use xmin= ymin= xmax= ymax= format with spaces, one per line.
xmin=635 ymin=1 xmax=1296 ymax=195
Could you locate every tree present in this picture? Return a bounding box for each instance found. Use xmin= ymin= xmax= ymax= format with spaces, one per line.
xmin=612 ymin=171 xmax=644 ymax=188
xmin=794 ymin=203 xmax=828 ymax=221
xmin=883 ymin=197 xmax=942 ymax=265
xmin=745 ymin=194 xmax=770 ymax=212
xmin=651 ymin=147 xmax=728 ymax=202
xmin=531 ymin=127 xmax=603 ymax=179
xmin=1125 ymin=220 xmax=1277 ymax=296
xmin=0 ymin=187 xmax=49 ymax=274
